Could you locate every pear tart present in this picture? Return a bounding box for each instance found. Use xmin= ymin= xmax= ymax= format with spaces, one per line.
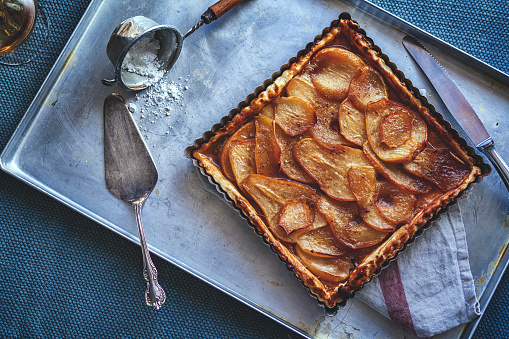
xmin=191 ymin=14 xmax=487 ymax=310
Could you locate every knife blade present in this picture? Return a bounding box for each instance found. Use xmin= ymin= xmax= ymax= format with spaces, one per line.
xmin=402 ymin=35 xmax=509 ymax=191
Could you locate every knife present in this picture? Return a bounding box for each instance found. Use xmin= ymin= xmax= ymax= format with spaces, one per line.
xmin=402 ymin=35 xmax=509 ymax=191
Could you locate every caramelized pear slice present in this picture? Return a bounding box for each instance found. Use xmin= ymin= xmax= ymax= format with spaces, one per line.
xmin=274 ymin=96 xmax=316 ymax=136
xmin=363 ymin=141 xmax=431 ymax=194
xmin=254 ymin=115 xmax=281 ymax=177
xmin=295 ymin=244 xmax=353 ymax=283
xmin=366 ymin=99 xmax=427 ymax=162
xmin=347 ymin=165 xmax=395 ymax=232
xmin=375 ymin=181 xmax=416 ymax=225
xmin=278 ymin=199 xmax=312 ymax=234
xmin=229 ymin=139 xmax=256 ymax=187
xmin=403 ymin=145 xmax=471 ymax=192
xmin=316 ymin=196 xmax=389 ymax=249
xmin=296 ymin=225 xmax=347 ymax=257
xmin=287 ymin=76 xmax=341 ymax=114
xmin=274 ymin=124 xmax=315 ymax=184
xmin=311 ymin=105 xmax=355 ymax=149
xmin=349 ymin=66 xmax=388 ymax=111
xmin=220 ymin=122 xmax=256 ymax=181
xmin=260 ymin=104 xmax=275 ymax=119
xmin=242 ymin=174 xmax=319 ymax=243
xmin=380 ymin=109 xmax=413 ymax=148
xmin=426 ymin=129 xmax=449 ymax=150
xmin=286 ymin=77 xmax=323 ymax=107
xmin=288 ymin=208 xmax=329 ymax=242
xmin=286 ymin=77 xmax=352 ymax=149
xmin=294 ymin=138 xmax=370 ymax=201
xmin=348 ymin=165 xmax=376 ymax=205
xmin=338 ymin=98 xmax=367 ymax=146
xmin=310 ymin=47 xmax=365 ymax=101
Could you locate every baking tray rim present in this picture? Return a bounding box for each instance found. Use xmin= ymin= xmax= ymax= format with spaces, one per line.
xmin=1 ymin=0 xmax=508 ymax=338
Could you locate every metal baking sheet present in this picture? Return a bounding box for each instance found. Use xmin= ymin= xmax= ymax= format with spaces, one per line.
xmin=1 ymin=0 xmax=508 ymax=338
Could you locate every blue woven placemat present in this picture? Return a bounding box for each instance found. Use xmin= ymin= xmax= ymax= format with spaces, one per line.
xmin=1 ymin=0 xmax=508 ymax=338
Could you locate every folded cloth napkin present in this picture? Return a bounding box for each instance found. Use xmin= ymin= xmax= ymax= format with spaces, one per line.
xmin=356 ymin=203 xmax=480 ymax=337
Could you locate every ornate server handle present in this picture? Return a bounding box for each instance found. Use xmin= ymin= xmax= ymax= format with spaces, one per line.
xmin=133 ymin=202 xmax=166 ymax=310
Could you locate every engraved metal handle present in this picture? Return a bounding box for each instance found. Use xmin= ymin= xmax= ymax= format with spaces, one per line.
xmin=479 ymin=140 xmax=509 ymax=192
xmin=133 ymin=201 xmax=166 ymax=310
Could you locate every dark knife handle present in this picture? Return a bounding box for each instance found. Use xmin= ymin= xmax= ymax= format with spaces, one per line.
xmin=184 ymin=0 xmax=243 ymax=39
xmin=479 ymin=141 xmax=509 ymax=192
xmin=205 ymin=0 xmax=243 ymax=21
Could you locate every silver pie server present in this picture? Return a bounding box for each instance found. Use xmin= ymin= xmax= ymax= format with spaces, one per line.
xmin=103 ymin=93 xmax=165 ymax=309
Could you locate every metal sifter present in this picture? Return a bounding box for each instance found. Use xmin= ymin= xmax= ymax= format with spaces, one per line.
xmin=102 ymin=0 xmax=244 ymax=91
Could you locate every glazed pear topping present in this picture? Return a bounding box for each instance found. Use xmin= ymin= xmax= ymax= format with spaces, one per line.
xmin=339 ymin=98 xmax=367 ymax=146
xmin=316 ymin=196 xmax=389 ymax=249
xmin=310 ymin=47 xmax=365 ymax=101
xmin=242 ymin=174 xmax=319 ymax=243
xmin=274 ymin=124 xmax=315 ymax=184
xmin=287 ymin=76 xmax=353 ymax=149
xmin=380 ymin=109 xmax=413 ymax=148
xmin=294 ymin=138 xmax=371 ymax=201
xmin=220 ymin=121 xmax=255 ymax=181
xmin=311 ymin=104 xmax=353 ymax=149
xmin=403 ymin=145 xmax=471 ymax=191
xmin=375 ymin=181 xmax=416 ymax=225
xmin=254 ymin=115 xmax=280 ymax=177
xmin=347 ymin=165 xmax=395 ymax=231
xmin=296 ymin=225 xmax=348 ymax=257
xmin=260 ymin=104 xmax=275 ymax=119
xmin=274 ymin=96 xmax=316 ymax=136
xmin=278 ymin=199 xmax=312 ymax=234
xmin=215 ymin=44 xmax=472 ymax=286
xmin=286 ymin=77 xmax=326 ymax=110
xmin=363 ymin=141 xmax=431 ymax=194
xmin=366 ymin=99 xmax=427 ymax=162
xmin=295 ymin=245 xmax=353 ymax=283
xmin=349 ymin=66 xmax=388 ymax=110
xmin=229 ymin=139 xmax=256 ymax=187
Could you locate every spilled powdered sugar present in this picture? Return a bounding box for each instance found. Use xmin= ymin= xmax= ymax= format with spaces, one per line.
xmin=126 ymin=75 xmax=191 ymax=145
xmin=120 ymin=31 xmax=193 ymax=147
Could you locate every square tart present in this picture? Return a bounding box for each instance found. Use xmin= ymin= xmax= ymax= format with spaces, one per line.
xmin=191 ymin=14 xmax=488 ymax=311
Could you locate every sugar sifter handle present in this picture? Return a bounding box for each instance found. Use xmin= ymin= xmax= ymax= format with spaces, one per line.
xmin=206 ymin=0 xmax=244 ymax=21
xmin=184 ymin=0 xmax=244 ymax=38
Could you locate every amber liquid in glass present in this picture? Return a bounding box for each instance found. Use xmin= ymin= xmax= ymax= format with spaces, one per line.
xmin=0 ymin=0 xmax=37 ymax=56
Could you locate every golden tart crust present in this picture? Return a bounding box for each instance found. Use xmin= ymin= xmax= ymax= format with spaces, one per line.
xmin=191 ymin=14 xmax=487 ymax=310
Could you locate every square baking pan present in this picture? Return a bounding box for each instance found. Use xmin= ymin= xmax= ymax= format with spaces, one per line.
xmin=187 ymin=11 xmax=490 ymax=312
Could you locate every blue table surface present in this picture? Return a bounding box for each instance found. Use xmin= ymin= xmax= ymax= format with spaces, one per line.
xmin=1 ymin=0 xmax=508 ymax=338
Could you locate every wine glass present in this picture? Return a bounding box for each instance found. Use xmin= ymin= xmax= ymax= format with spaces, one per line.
xmin=0 ymin=0 xmax=48 ymax=66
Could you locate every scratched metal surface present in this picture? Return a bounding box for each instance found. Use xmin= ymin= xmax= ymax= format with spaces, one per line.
xmin=1 ymin=0 xmax=509 ymax=338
